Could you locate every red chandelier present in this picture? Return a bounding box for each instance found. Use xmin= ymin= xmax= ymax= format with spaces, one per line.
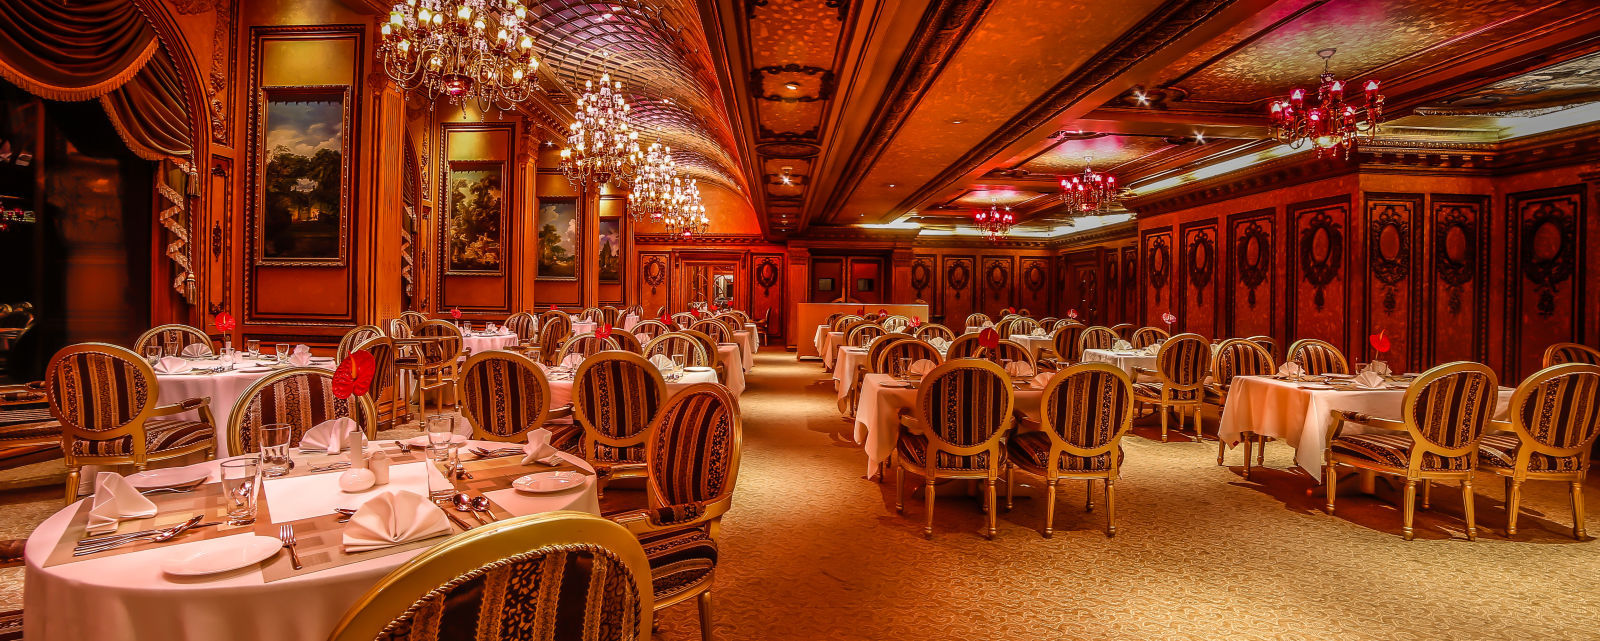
xmin=974 ymin=201 xmax=1014 ymax=240
xmin=1058 ymin=156 xmax=1120 ymax=214
xmin=1267 ymin=48 xmax=1384 ymax=159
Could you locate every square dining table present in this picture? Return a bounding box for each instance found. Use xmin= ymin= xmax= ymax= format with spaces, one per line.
xmin=852 ymin=373 xmax=1047 ymax=477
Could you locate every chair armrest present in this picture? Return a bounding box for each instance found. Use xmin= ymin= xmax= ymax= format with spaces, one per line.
xmin=150 ymin=397 xmax=210 ymax=417
xmin=896 ymin=410 xmax=924 ymax=435
xmin=609 ymin=496 xmax=731 ymax=535
xmin=1484 ymin=418 xmax=1513 ymax=434
xmin=1132 ymin=366 xmax=1157 ymax=377
xmin=548 ymin=404 xmax=573 ymax=420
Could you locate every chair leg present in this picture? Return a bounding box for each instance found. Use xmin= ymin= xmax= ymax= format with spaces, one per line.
xmin=1420 ymin=480 xmax=1430 ymax=510
xmin=697 ymin=590 xmax=714 ymax=641
xmin=1005 ymin=467 xmax=1014 ymax=511
xmin=1402 ymin=479 xmax=1417 ymax=541
xmin=1084 ymin=479 xmax=1095 ymax=512
xmin=1462 ymin=478 xmax=1477 ymax=541
xmin=1323 ymin=463 xmax=1337 ymax=514
xmin=64 ymin=466 xmax=80 ymax=506
xmin=1242 ymin=434 xmax=1254 ymax=480
xmin=1192 ymin=407 xmax=1203 ymax=441
xmin=1043 ymin=478 xmax=1057 ymax=538
xmin=923 ymin=480 xmax=936 ymax=539
xmin=1105 ymin=478 xmax=1117 ymax=537
xmin=1217 ymin=437 xmax=1226 ymax=466
xmin=1505 ymin=478 xmax=1522 ymax=537
xmin=1160 ymin=406 xmax=1169 ymax=443
xmin=1256 ymin=435 xmax=1266 ymax=466
xmin=894 ymin=462 xmax=904 ymax=513
xmin=876 ymin=460 xmax=885 ymax=484
xmin=1570 ymin=481 xmax=1586 ymax=540
xmin=984 ymin=478 xmax=997 ymax=539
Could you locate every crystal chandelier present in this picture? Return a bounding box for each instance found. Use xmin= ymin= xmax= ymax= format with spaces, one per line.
xmin=560 ymin=73 xmax=640 ymax=189
xmin=378 ymin=1 xmax=541 ymax=112
xmin=1267 ymin=49 xmax=1383 ymax=159
xmin=661 ymin=177 xmax=708 ymax=238
xmin=973 ymin=201 xmax=1014 ymax=240
xmin=1058 ymin=156 xmax=1120 ymax=213
xmin=627 ymin=141 xmax=676 ymax=222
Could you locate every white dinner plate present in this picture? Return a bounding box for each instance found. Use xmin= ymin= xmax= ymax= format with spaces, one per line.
xmin=238 ymin=366 xmax=274 ymax=373
xmin=512 ymin=471 xmax=586 ymax=493
xmin=160 ymin=536 xmax=282 ymax=576
xmin=403 ymin=434 xmax=467 ymax=448
xmin=125 ymin=465 xmax=211 ymax=489
xmin=310 ymin=356 xmax=335 ymax=363
xmin=684 ymin=366 xmax=714 ymax=373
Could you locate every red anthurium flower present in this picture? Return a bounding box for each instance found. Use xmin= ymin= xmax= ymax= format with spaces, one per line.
xmin=855 ymin=307 xmax=865 ymax=316
xmin=450 ymin=307 xmax=462 ymax=319
xmin=909 ymin=315 xmax=922 ymax=328
xmin=658 ymin=313 xmax=672 ymax=326
xmin=979 ymin=327 xmax=1000 ymax=350
xmin=549 ymin=304 xmax=558 ymax=312
xmin=1161 ymin=312 xmax=1177 ymax=326
xmin=1369 ymin=329 xmax=1391 ymax=354
xmin=213 ymin=312 xmax=235 ymax=332
xmin=332 ymin=351 xmax=376 ymax=399
xmin=596 ymin=324 xmax=613 ymax=339
xmin=1067 ymin=309 xmax=1078 ymax=319
xmin=877 ymin=308 xmax=888 ymax=316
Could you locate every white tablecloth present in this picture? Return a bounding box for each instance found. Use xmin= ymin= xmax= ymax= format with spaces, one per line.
xmin=621 ymin=314 xmax=640 ymax=331
xmin=1008 ymin=334 xmax=1054 ymax=360
xmin=851 ymin=373 xmax=1044 ymax=476
xmin=1081 ymin=348 xmax=1157 ymax=377
xmin=1216 ymin=376 xmax=1515 ymax=478
xmin=813 ymin=325 xmax=829 ymax=354
xmin=732 ymin=330 xmax=758 ymax=367
xmin=717 ymin=345 xmax=748 ymax=395
xmin=545 ymin=368 xmax=722 ymax=407
xmin=24 ymin=441 xmax=598 ymax=641
xmin=157 ymin=360 xmax=334 ymax=458
xmin=461 ymin=332 xmax=519 ymax=356
xmin=821 ymin=332 xmax=846 ymax=369
xmin=832 ymin=347 xmax=870 ymax=400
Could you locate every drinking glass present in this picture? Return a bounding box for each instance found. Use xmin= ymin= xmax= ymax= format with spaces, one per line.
xmin=672 ymin=354 xmax=687 ymax=376
xmin=258 ymin=423 xmax=293 ymax=477
xmin=462 ymin=321 xmax=472 ymax=335
xmin=246 ymin=339 xmax=261 ymax=357
xmin=426 ymin=414 xmax=457 ymax=500
xmin=162 ymin=333 xmax=179 ymax=358
xmin=896 ymin=357 xmax=912 ymax=382
xmin=143 ymin=345 xmax=162 ymax=364
xmin=220 ymin=458 xmax=260 ymax=525
xmin=275 ymin=343 xmax=290 ymax=363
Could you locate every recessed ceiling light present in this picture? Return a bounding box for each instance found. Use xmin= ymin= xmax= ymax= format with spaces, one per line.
xmin=1194 ymin=132 xmax=1206 ymax=143
xmin=784 ymin=82 xmax=799 ymax=90
xmin=888 ymin=183 xmax=896 ymax=187
xmin=951 ymin=119 xmax=964 ymax=124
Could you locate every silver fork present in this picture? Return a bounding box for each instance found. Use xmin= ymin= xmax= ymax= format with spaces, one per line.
xmin=278 ymin=524 xmax=303 ymax=570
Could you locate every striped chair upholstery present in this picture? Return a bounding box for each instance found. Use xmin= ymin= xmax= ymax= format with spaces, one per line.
xmin=879 ymin=315 xmax=911 ymax=333
xmin=630 ymin=320 xmax=671 ymax=343
xmin=913 ymin=323 xmax=954 ymax=342
xmin=1475 ymin=363 xmax=1600 ymax=538
xmin=643 ymin=333 xmax=710 ymax=367
xmin=539 ymin=310 xmax=573 ymax=342
xmin=335 ymin=325 xmax=384 ymax=362
xmin=610 ymin=329 xmax=643 ymax=354
xmin=598 ymin=306 xmax=622 ymax=326
xmin=672 ymin=312 xmax=698 ymax=328
xmin=354 ymin=336 xmax=400 ymax=429
xmin=690 ymin=319 xmax=732 ymax=345
xmin=1038 ymin=317 xmax=1057 ymax=330
xmin=1006 ymin=363 xmax=1134 ymax=537
xmin=876 ymin=339 xmax=940 ymax=372
xmin=386 ymin=318 xmax=411 ymax=339
xmin=228 ymin=368 xmax=376 ymax=455
xmin=504 ymin=312 xmax=537 ymax=343
xmin=1208 ymin=338 xmax=1276 ymax=476
xmin=831 ymin=315 xmax=862 ymax=332
xmin=1543 ymin=342 xmax=1600 ymax=367
xmin=944 ymin=333 xmax=984 ymax=360
xmin=557 ymin=335 xmax=621 ymax=365
xmin=981 ymin=339 xmax=1036 ymax=369
xmin=1109 ymin=323 xmax=1136 ymax=340
xmin=1324 ymin=362 xmax=1498 ymax=540
xmin=533 ymin=323 xmax=570 ymax=367
xmin=1287 ymin=338 xmax=1349 ymax=375
xmin=329 ymin=513 xmax=652 ymax=641
xmin=574 ymin=353 xmax=666 ymax=479
xmin=893 ymin=359 xmax=1014 ymax=539
xmin=1132 ymin=333 xmax=1211 ymax=442
xmin=840 ymin=338 xmax=930 ymax=417
xmin=400 ymin=311 xmax=428 ymax=332
xmin=964 ymin=313 xmax=991 ymax=328
xmin=1131 ymin=326 xmax=1169 ymax=348
xmin=845 ymin=322 xmax=886 ymax=348
xmin=457 ymin=351 xmax=577 ymax=446
xmin=1246 ymin=335 xmax=1277 ymax=361
xmin=415 ymin=321 xmax=464 ymax=364
xmin=1008 ymin=317 xmax=1041 ymax=336
xmin=46 ymin=343 xmax=216 ymax=503
xmin=1078 ymin=326 xmax=1118 ymax=354
xmin=133 ymin=324 xmax=212 ymax=357
xmin=1051 ymin=322 xmax=1087 ymax=363
xmin=715 ymin=315 xmax=742 ymax=340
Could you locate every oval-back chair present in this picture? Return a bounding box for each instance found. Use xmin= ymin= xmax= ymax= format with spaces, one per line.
xmin=1476 ymin=363 xmax=1600 ymax=538
xmin=1109 ymin=323 xmax=1136 ymax=341
xmin=691 ymin=319 xmax=733 ymax=345
xmin=1078 ymin=326 xmax=1118 ymax=354
xmin=610 ymin=329 xmax=644 ymax=354
xmin=1208 ymin=338 xmax=1275 ymax=474
xmin=573 ymin=351 xmax=667 ymax=487
xmin=535 ymin=320 xmax=573 ymax=367
xmin=133 ymin=324 xmax=213 ymax=357
xmin=630 ymin=319 xmax=672 ymax=343
xmin=1131 ymin=332 xmax=1211 ymax=442
xmin=644 ymin=332 xmax=711 ymax=368
xmin=227 ymin=367 xmax=378 ymax=455
xmin=457 ymin=350 xmax=576 ymax=445
xmin=831 ymin=314 xmax=863 ymax=333
xmin=410 ymin=320 xmax=466 ymax=417
xmin=914 ymin=323 xmax=955 ymax=343
xmin=1131 ymin=326 xmax=1169 ymax=348
xmin=891 ymin=359 xmax=1014 ymax=539
xmin=1287 ymin=338 xmax=1350 ymax=375
xmin=944 ymin=333 xmax=984 ymax=360
xmin=981 ymin=339 xmax=1037 ymax=370
xmin=504 ymin=312 xmax=538 ymax=344
xmin=1543 ymin=342 xmax=1600 ymax=367
xmin=1051 ymin=322 xmax=1088 ymax=363
xmin=598 ymin=306 xmax=622 ymax=326
xmin=335 ymin=325 xmax=384 ymax=362
xmin=1246 ymin=335 xmax=1277 ymax=362
xmin=353 ymin=335 xmax=399 ymax=429
xmin=672 ymin=312 xmax=698 ymax=328
xmin=557 ymin=335 xmax=622 ymax=366
xmin=1005 ymin=362 xmax=1134 ymax=537
xmin=964 ymin=312 xmax=992 ymax=329
xmin=845 ymin=321 xmax=886 ymax=348
xmin=399 ymin=311 xmax=428 ymax=333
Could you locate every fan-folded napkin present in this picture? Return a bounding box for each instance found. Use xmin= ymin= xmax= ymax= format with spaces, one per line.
xmin=1029 ymin=372 xmax=1054 ymax=389
xmin=301 ymin=417 xmax=356 ymax=454
xmin=341 ymin=490 xmax=452 ymax=552
xmin=521 ymin=428 xmax=564 ymax=466
xmin=561 ymin=353 xmax=583 ymax=368
xmin=1351 ymin=371 xmax=1386 ymax=389
xmin=1278 ymin=362 xmax=1305 ymax=377
xmin=1112 ymin=340 xmax=1133 ymax=350
xmin=1030 ymin=328 xmax=1047 ymax=337
xmin=928 ymin=337 xmax=949 ymax=351
xmin=152 ymin=356 xmax=192 ymax=375
xmin=1004 ymin=362 xmax=1035 ymax=378
xmin=180 ymin=344 xmax=210 ymax=357
xmin=907 ymin=359 xmax=937 ymax=377
xmin=86 ymin=472 xmax=158 ymax=535
xmin=649 ymin=354 xmax=675 ymax=370
xmin=1360 ymin=360 xmax=1392 ymax=376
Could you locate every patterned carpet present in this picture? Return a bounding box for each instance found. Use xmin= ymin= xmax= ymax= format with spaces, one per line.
xmin=3 ymin=350 xmax=1598 ymax=640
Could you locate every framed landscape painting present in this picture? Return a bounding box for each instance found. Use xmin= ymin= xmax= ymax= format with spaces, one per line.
xmin=256 ymin=86 xmax=350 ymax=265
xmin=537 ymin=197 xmax=580 ymax=280
xmin=444 ymin=160 xmax=505 ymax=275
xmin=597 ymin=217 xmax=622 ymax=283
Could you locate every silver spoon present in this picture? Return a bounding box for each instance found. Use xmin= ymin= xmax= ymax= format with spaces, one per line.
xmin=74 ymin=515 xmax=204 ymax=556
xmin=452 ymin=493 xmax=488 ymax=525
xmin=333 ymin=508 xmax=357 ymax=523
xmin=470 ymin=495 xmax=498 ymax=522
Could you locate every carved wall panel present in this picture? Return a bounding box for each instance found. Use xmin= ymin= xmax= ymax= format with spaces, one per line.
xmin=1018 ymin=257 xmax=1051 ymax=316
xmin=940 ymin=256 xmax=975 ymax=324
xmin=981 ymin=256 xmax=1014 ymax=314
xmin=1363 ymin=194 xmax=1423 ymax=371
xmin=1121 ymin=245 xmax=1139 ymax=322
xmin=1505 ymin=185 xmax=1586 ymax=380
xmin=751 ymin=252 xmax=785 ymax=342
xmin=1062 ymin=250 xmax=1101 ymax=325
xmin=1140 ymin=227 xmax=1172 ymax=325
xmin=1286 ymin=197 xmax=1351 ymax=355
xmin=910 ymin=254 xmax=936 ymax=307
xmin=1425 ymin=195 xmax=1490 ymax=366
xmin=638 ymin=252 xmax=671 ymax=318
xmin=1225 ymin=209 xmax=1274 ymax=341
xmin=1101 ymin=251 xmax=1120 ymax=325
xmin=1179 ymin=221 xmax=1218 ymax=337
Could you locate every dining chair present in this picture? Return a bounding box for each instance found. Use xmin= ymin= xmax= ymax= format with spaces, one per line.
xmin=533 ymin=320 xmax=572 ymax=367
xmin=540 ymin=308 xmax=573 ymax=335
xmin=133 ymin=324 xmax=213 ymax=357
xmin=892 ymin=358 xmax=1014 ymax=539
xmin=844 ymin=321 xmax=886 ymax=348
xmin=1038 ymin=317 xmax=1057 ymax=330
xmin=1287 ymin=338 xmax=1350 ymax=375
xmin=913 ymin=323 xmax=954 ymax=343
xmin=1131 ymin=326 xmax=1169 ymax=348
xmin=1078 ymin=325 xmax=1118 ymax=354
xmin=386 ymin=318 xmax=411 ymax=339
xmin=631 ymin=319 xmax=672 ymax=343
xmin=944 ymin=333 xmax=984 ymax=360
xmin=1475 ymin=363 xmax=1600 ymax=538
xmin=353 ymin=336 xmax=402 ymax=429
xmin=1109 ymin=323 xmax=1136 ymax=341
xmin=715 ymin=314 xmax=742 ymax=341
xmin=644 ymin=332 xmax=712 ymax=368
xmin=1323 ymin=361 xmax=1498 ymax=540
xmin=838 ymin=335 xmax=916 ymax=417
xmin=1207 ymin=338 xmax=1275 ymax=476
xmin=403 ymin=320 xmax=464 ymax=417
xmin=678 ymin=329 xmax=727 ymax=383
xmin=46 ymin=343 xmax=216 ymax=503
xmin=876 ymin=315 xmax=908 ymax=333
xmin=1246 ymin=335 xmax=1277 ymax=362
xmin=503 ymin=311 xmax=537 ymax=345
xmin=831 ymin=314 xmax=863 ymax=333
xmin=1048 ymin=321 xmax=1088 ymax=364
xmin=0 ymin=381 xmax=60 ymax=468
xmin=399 ymin=311 xmax=429 ymax=333
xmin=1131 ymin=332 xmax=1211 ymax=442
xmin=611 ymin=328 xmax=644 ymax=354
xmin=1542 ymin=342 xmax=1600 ymax=367
xmin=334 ymin=324 xmax=384 ymax=362
xmin=673 ymin=312 xmax=699 ymax=328
xmin=557 ymin=334 xmax=622 ymax=366
xmin=1006 ymin=362 xmax=1134 ymax=537
xmin=691 ymin=319 xmax=734 ymax=345
xmin=328 ymin=511 xmax=653 ymax=641
xmin=1008 ymin=317 xmax=1041 ymax=337
xmin=227 ymin=367 xmax=377 ymax=455
xmin=599 ymin=305 xmax=623 ymax=326
xmin=981 ymin=339 xmax=1036 ymax=370
xmin=610 ymin=383 xmax=741 ymax=641
xmin=457 ymin=350 xmax=576 ymax=445
xmin=573 ymin=351 xmax=667 ymax=493
xmin=964 ymin=312 xmax=991 ymax=328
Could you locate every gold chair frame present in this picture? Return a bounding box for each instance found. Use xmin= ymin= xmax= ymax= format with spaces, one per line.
xmin=1207 ymin=338 xmax=1275 ymax=477
xmin=557 ymin=334 xmax=622 ymax=364
xmin=401 ymin=320 xmax=464 ymax=418
xmin=133 ymin=324 xmax=213 ymax=356
xmin=914 ymin=323 xmax=954 ymax=342
xmin=1543 ymin=342 xmax=1600 ymax=367
xmin=456 ymin=350 xmax=572 ymax=443
xmin=1078 ymin=325 xmax=1118 ymax=355
xmin=1287 ymin=338 xmax=1350 ymax=375
xmin=1131 ymin=326 xmax=1169 ymax=348
xmin=573 ymin=351 xmax=667 ymax=487
xmin=838 ymin=335 xmax=918 ymax=417
xmin=891 ymin=358 xmax=1015 ymax=539
xmin=1132 ymin=332 xmax=1211 ymax=442
xmin=1477 ymin=363 xmax=1600 ymax=538
xmin=1050 ymin=321 xmax=1087 ymax=364
xmin=964 ymin=312 xmax=991 ymax=328
xmin=335 ymin=324 xmax=384 ymax=362
xmin=1005 ymin=362 xmax=1134 ymax=537
xmin=944 ymin=333 xmax=984 ymax=360
xmin=225 ymin=367 xmax=378 ymax=456
xmin=644 ymin=332 xmax=711 ymax=368
xmin=1109 ymin=323 xmax=1136 ymax=340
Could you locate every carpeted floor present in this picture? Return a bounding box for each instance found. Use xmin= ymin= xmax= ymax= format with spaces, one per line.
xmin=3 ymin=349 xmax=1598 ymax=640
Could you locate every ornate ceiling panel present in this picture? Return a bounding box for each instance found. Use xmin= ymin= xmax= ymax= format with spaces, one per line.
xmin=1416 ymin=51 xmax=1600 ymax=116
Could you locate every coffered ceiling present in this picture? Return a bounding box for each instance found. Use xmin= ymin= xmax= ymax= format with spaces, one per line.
xmin=694 ymin=0 xmax=1600 ymax=238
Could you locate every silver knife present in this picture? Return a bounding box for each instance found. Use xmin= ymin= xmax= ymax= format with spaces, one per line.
xmin=76 ymin=517 xmax=216 ymax=547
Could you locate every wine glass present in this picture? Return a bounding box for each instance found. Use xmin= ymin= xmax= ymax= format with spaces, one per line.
xmin=143 ymin=345 xmax=162 ymax=365
xmin=426 ymin=415 xmax=457 ymax=501
xmin=896 ymin=357 xmax=912 ymax=382
xmin=672 ymin=353 xmax=687 ymax=376
xmin=246 ymin=339 xmax=261 ymax=357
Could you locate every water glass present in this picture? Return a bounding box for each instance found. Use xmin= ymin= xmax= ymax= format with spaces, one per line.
xmin=220 ymin=458 xmax=260 ymax=525
xmin=275 ymin=343 xmax=290 ymax=363
xmin=425 ymin=415 xmax=457 ymax=500
xmin=896 ymin=357 xmax=912 ymax=382
xmin=143 ymin=345 xmax=162 ymax=364
xmin=162 ymin=333 xmax=179 ymax=358
xmin=258 ymin=423 xmax=293 ymax=477
xmin=672 ymin=354 xmax=687 ymax=376
xmin=246 ymin=339 xmax=261 ymax=357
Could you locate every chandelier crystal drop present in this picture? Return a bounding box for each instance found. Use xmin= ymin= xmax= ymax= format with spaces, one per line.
xmin=1058 ymin=156 xmax=1120 ymax=214
xmin=378 ymin=0 xmax=541 ymax=112
xmin=1267 ymin=48 xmax=1384 ymax=159
xmin=661 ymin=177 xmax=709 ymax=238
xmin=973 ymin=201 xmax=1014 ymax=240
xmin=560 ymin=73 xmax=640 ymax=189
xmin=627 ymin=141 xmax=677 ymax=222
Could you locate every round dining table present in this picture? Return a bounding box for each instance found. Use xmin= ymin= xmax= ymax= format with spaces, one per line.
xmin=156 ymin=357 xmax=335 ymax=458
xmin=24 ymin=440 xmax=600 ymax=641
xmin=460 ymin=331 xmax=519 ymax=356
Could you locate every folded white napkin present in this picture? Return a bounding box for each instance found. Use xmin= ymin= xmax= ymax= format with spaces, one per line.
xmin=521 ymin=428 xmax=564 ymax=466
xmin=288 ymin=352 xmax=313 ymax=367
xmin=560 ymin=353 xmax=583 ymax=368
xmin=1004 ymin=362 xmax=1035 ymax=378
xmin=981 ymin=321 xmax=994 ymax=329
xmin=301 ymin=417 xmax=356 ymax=454
xmin=907 ymin=359 xmax=937 ymax=377
xmin=341 ymin=490 xmax=452 ymax=552
xmin=152 ymin=356 xmax=192 ymax=375
xmin=1030 ymin=328 xmax=1047 ymax=337
xmin=1030 ymin=372 xmax=1053 ymax=389
xmin=1352 ymin=371 xmax=1386 ymax=389
xmin=649 ymin=354 xmax=674 ymax=370
xmin=1361 ymin=360 xmax=1392 ymax=376
xmin=1139 ymin=345 xmax=1159 ymax=356
xmin=1112 ymin=340 xmax=1133 ymax=350
xmin=928 ymin=337 xmax=948 ymax=351
xmin=180 ymin=343 xmax=210 ymax=357
xmin=86 ymin=472 xmax=158 ymax=535
xmin=1278 ymin=362 xmax=1305 ymax=377
xmin=294 ymin=344 xmax=311 ymax=357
